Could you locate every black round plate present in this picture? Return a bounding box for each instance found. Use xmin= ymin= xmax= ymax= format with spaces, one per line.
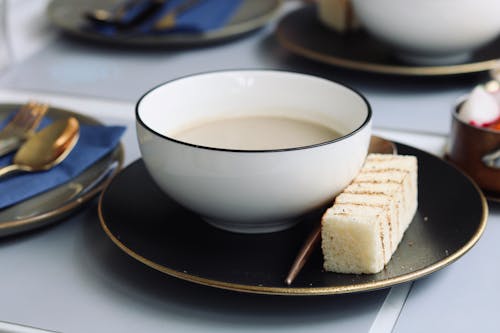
xmin=98 ymin=142 xmax=487 ymax=295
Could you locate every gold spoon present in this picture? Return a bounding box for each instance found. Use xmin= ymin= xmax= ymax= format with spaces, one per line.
xmin=284 ymin=136 xmax=397 ymax=285
xmin=0 ymin=117 xmax=80 ymax=179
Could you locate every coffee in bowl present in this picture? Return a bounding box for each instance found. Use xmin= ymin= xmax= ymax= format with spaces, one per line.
xmin=136 ymin=70 xmax=372 ymax=233
xmin=170 ymin=114 xmax=343 ymax=150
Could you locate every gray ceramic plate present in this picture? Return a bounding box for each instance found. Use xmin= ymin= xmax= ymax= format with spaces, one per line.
xmin=98 ymin=140 xmax=487 ymax=295
xmin=276 ymin=6 xmax=500 ymax=76
xmin=47 ymin=0 xmax=281 ymax=46
xmin=0 ymin=104 xmax=123 ymax=238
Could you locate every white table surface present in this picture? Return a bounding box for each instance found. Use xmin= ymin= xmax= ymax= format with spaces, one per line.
xmin=0 ymin=1 xmax=498 ymax=333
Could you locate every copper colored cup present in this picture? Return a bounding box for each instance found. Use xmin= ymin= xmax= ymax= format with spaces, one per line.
xmin=448 ymin=105 xmax=500 ymax=193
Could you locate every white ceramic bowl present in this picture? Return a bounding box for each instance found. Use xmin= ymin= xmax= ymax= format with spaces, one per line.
xmin=136 ymin=70 xmax=372 ymax=233
xmin=351 ymin=0 xmax=500 ymax=65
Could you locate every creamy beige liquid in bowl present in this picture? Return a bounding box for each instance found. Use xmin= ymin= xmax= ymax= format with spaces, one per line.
xmin=170 ymin=115 xmax=342 ymax=150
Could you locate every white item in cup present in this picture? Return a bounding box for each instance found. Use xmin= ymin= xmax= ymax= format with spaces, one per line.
xmin=458 ymin=86 xmax=500 ymax=127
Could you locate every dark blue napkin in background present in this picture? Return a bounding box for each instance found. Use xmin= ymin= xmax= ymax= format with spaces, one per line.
xmin=0 ymin=115 xmax=125 ymax=210
xmin=91 ymin=0 xmax=244 ymax=35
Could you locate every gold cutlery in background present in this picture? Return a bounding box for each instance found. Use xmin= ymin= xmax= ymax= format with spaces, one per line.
xmin=86 ymin=0 xmax=201 ymax=31
xmin=0 ymin=102 xmax=48 ymax=157
xmin=85 ymin=0 xmax=166 ymax=28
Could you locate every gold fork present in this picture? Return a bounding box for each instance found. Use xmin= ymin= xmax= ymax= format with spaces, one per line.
xmin=0 ymin=101 xmax=49 ymax=157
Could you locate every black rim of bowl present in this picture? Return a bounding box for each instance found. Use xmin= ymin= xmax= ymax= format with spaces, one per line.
xmin=135 ymin=69 xmax=372 ymax=153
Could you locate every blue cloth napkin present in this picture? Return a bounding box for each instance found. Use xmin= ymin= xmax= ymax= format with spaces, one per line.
xmin=0 ymin=115 xmax=125 ymax=210
xmin=90 ymin=0 xmax=243 ymax=35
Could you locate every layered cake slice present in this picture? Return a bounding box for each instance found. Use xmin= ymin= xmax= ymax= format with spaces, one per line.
xmin=321 ymin=154 xmax=418 ymax=274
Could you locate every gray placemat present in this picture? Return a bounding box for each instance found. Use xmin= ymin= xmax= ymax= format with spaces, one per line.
xmin=393 ymin=208 xmax=500 ymax=332
xmin=0 ymin=20 xmax=480 ymax=135
xmin=0 ymin=26 xmax=283 ymax=101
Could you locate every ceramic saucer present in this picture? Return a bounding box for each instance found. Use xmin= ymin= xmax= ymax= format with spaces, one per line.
xmin=98 ymin=140 xmax=486 ymax=295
